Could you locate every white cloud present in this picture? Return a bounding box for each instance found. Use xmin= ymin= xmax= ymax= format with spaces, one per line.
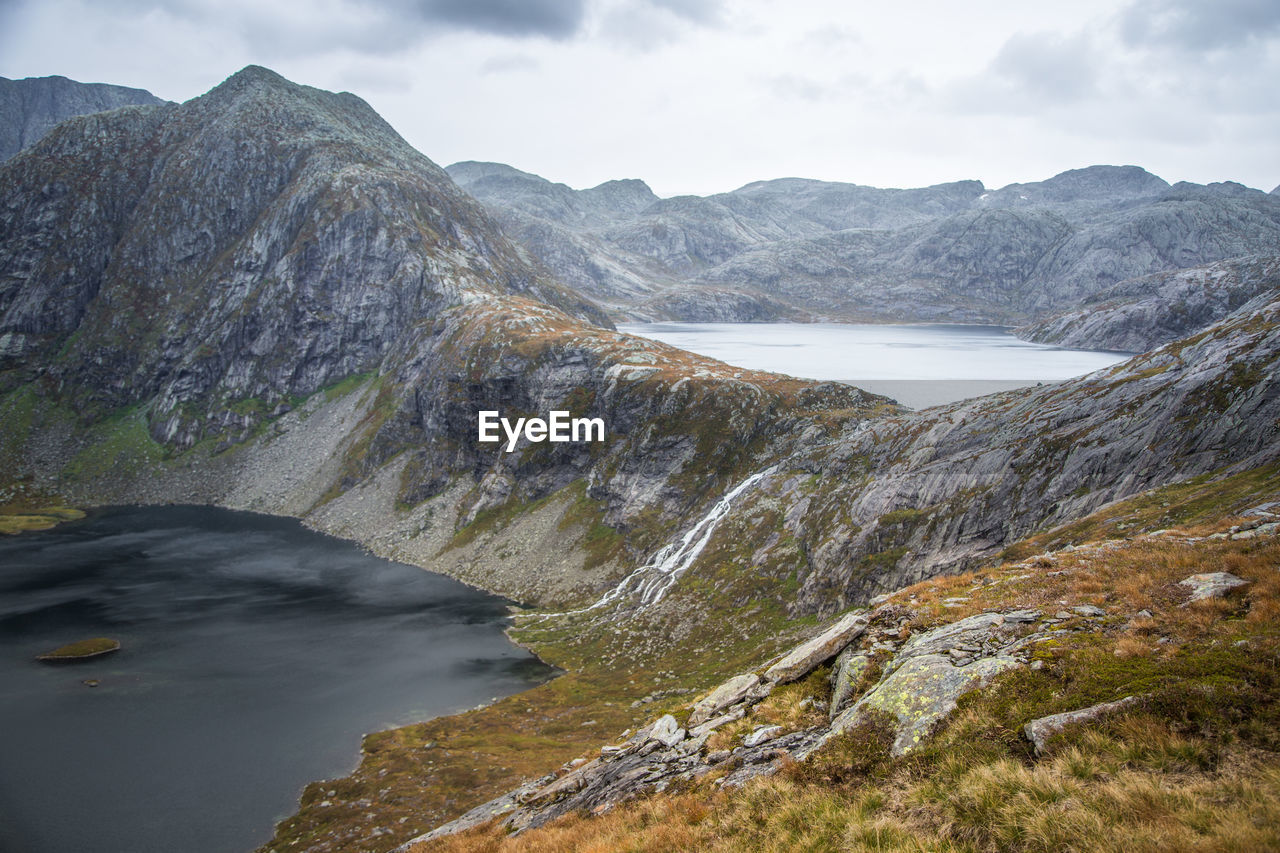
xmin=0 ymin=0 xmax=1275 ymax=195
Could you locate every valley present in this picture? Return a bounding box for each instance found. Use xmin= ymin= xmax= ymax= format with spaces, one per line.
xmin=0 ymin=66 xmax=1277 ymax=853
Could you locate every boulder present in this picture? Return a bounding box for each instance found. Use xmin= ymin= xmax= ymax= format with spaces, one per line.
xmin=829 ymin=648 xmax=873 ymax=719
xmin=890 ymin=612 xmax=1006 ymax=666
xmin=1179 ymin=572 xmax=1249 ymax=603
xmin=1024 ymin=696 xmax=1141 ymax=755
xmin=743 ymin=725 xmax=783 ymax=747
xmin=763 ymin=610 xmax=869 ymax=684
xmin=688 ymin=673 xmax=761 ymax=725
xmin=828 ymin=653 xmax=1022 ymax=755
xmin=645 ymin=714 xmax=686 ymax=748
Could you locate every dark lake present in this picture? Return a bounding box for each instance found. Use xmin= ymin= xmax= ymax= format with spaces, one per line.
xmin=0 ymin=505 xmax=555 ymax=853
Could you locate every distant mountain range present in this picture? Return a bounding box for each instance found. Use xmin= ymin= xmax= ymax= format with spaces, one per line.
xmin=448 ymin=160 xmax=1280 ymax=326
xmin=0 ymin=75 xmax=167 ymax=162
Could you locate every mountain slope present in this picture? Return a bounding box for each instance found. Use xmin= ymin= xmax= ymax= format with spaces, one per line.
xmin=0 ymin=74 xmax=167 ymax=162
xmin=1018 ymin=254 xmax=1280 ymax=352
xmin=0 ymin=66 xmax=606 ymax=447
xmin=451 ymin=161 xmax=1280 ymax=323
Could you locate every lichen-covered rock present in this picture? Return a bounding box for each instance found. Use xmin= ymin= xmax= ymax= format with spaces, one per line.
xmin=828 ymin=648 xmax=872 ymax=718
xmin=827 ymin=653 xmax=1022 ymax=755
xmin=890 ymin=612 xmax=1007 ymax=666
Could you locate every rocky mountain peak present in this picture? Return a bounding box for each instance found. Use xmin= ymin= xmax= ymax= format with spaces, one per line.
xmin=0 ymin=67 xmax=605 ymax=446
xmin=581 ymin=178 xmax=659 ymax=213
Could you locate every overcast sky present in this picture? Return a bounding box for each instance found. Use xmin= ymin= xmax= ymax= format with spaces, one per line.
xmin=1 ymin=0 xmax=1276 ymax=197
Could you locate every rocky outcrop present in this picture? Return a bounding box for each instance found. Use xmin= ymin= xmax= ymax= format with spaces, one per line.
xmin=761 ymin=610 xmax=868 ymax=684
xmin=834 ymin=653 xmax=1021 ymax=755
xmin=1017 ymin=255 xmax=1280 ymax=352
xmin=403 ymin=599 xmax=1104 ymax=844
xmin=0 ymin=75 xmax=166 ymax=162
xmin=1179 ymin=572 xmax=1249 ymax=603
xmin=819 ymin=610 xmax=1047 ymax=755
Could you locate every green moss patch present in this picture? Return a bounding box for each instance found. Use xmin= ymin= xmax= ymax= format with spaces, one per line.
xmin=37 ymin=637 xmax=120 ymax=662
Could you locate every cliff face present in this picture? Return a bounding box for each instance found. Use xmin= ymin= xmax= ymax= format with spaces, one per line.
xmin=1017 ymin=255 xmax=1280 ymax=352
xmin=0 ymin=75 xmax=167 ymax=162
xmin=451 ymin=161 xmax=1280 ymax=324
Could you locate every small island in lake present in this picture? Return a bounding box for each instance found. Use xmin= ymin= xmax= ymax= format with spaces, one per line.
xmin=37 ymin=638 xmax=121 ymax=662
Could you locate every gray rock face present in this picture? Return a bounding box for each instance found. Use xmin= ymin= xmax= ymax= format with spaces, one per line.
xmin=765 ymin=293 xmax=1280 ymax=613
xmin=0 ymin=66 xmax=606 ymax=447
xmin=451 ymin=160 xmax=1280 ymax=324
xmin=1018 ymin=255 xmax=1280 ymax=352
xmin=688 ymin=673 xmax=760 ymax=726
xmin=830 ymin=653 xmax=1022 ymax=755
xmin=0 ymin=75 xmax=167 ymax=162
xmin=761 ymin=609 xmax=869 ymax=684
xmin=828 ymin=648 xmax=872 ymax=718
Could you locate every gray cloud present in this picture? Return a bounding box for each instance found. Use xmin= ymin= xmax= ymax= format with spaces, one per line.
xmin=1120 ymin=0 xmax=1280 ymax=52
xmin=989 ymin=30 xmax=1099 ymax=104
xmin=411 ymin=0 xmax=587 ymax=40
xmin=647 ymin=0 xmax=724 ymax=24
xmin=598 ymin=0 xmax=726 ymax=50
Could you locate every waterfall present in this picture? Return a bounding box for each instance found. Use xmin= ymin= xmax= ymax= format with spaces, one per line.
xmin=542 ymin=467 xmax=775 ymax=617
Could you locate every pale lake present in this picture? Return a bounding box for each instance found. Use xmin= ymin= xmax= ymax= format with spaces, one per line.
xmin=619 ymin=322 xmax=1133 ymax=408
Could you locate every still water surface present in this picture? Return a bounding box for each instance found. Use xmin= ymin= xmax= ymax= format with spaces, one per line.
xmin=0 ymin=506 xmax=554 ymax=853
xmin=620 ymin=322 xmax=1132 ymax=408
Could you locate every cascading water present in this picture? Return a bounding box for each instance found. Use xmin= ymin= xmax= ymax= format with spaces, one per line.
xmin=542 ymin=467 xmax=776 ymax=617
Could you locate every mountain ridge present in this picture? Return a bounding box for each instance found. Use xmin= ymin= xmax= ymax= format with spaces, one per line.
xmin=448 ymin=160 xmax=1280 ymax=325
xmin=0 ymin=74 xmax=168 ymax=162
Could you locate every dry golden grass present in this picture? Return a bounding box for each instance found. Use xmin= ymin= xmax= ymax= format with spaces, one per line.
xmin=418 ymin=529 xmax=1280 ymax=853
xmin=426 ymin=748 xmax=1280 ymax=853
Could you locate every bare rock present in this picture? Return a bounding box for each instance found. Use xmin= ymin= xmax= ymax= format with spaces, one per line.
xmin=763 ymin=609 xmax=869 ymax=684
xmin=1179 ymin=572 xmax=1249 ymax=603
xmin=688 ymin=673 xmax=761 ymax=726
xmin=1024 ymin=696 xmax=1141 ymax=755
xmin=645 ymin=714 xmax=686 ymax=748
xmin=742 ymin=725 xmax=783 ymax=747
xmin=825 ymin=653 xmax=1022 ymax=756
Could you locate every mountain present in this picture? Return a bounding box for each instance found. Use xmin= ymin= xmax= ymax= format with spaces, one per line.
xmin=0 ymin=66 xmax=606 ymax=448
xmin=450 ymin=161 xmax=1280 ymax=324
xmin=0 ymin=74 xmax=167 ymax=162
xmin=3 ymin=66 xmax=1280 ymax=853
xmin=1019 ymin=254 xmax=1280 ymax=351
